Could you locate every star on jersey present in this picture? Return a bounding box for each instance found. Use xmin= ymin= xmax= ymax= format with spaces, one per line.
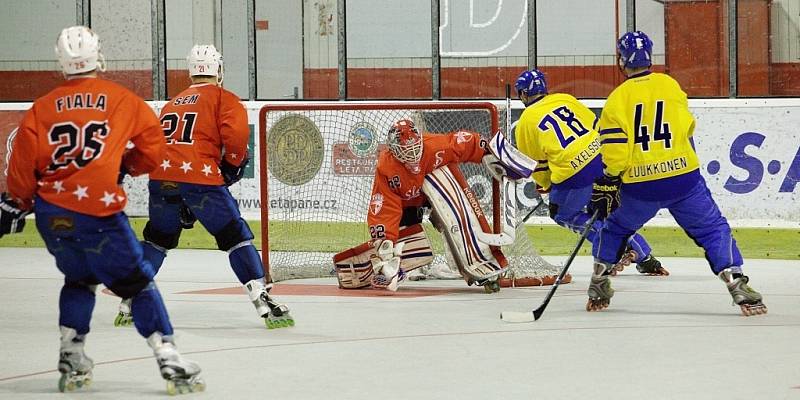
xmin=100 ymin=191 xmax=117 ymax=207
xmin=180 ymin=161 xmax=193 ymax=174
xmin=160 ymin=159 xmax=171 ymax=171
xmin=202 ymin=164 xmax=213 ymax=176
xmin=72 ymin=185 xmax=89 ymax=201
xmin=229 ymin=153 xmax=238 ymax=160
xmin=53 ymin=181 xmax=65 ymax=194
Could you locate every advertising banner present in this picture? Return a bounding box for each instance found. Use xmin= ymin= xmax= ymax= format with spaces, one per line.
xmin=1 ymin=100 xmax=798 ymax=226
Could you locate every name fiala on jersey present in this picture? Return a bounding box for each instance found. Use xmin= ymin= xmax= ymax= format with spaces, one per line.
xmin=55 ymin=93 xmax=107 ymax=113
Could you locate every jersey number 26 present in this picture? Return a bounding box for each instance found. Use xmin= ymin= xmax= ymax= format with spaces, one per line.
xmin=47 ymin=120 xmax=109 ymax=171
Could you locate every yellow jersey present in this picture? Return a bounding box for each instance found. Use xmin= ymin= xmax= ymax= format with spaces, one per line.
xmin=515 ymin=93 xmax=601 ymax=190
xmin=598 ymin=72 xmax=700 ymax=184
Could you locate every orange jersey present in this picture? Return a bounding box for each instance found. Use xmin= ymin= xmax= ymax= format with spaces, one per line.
xmin=367 ymin=131 xmax=486 ymax=242
xmin=149 ymin=83 xmax=249 ymax=185
xmin=6 ymin=77 xmax=165 ymax=216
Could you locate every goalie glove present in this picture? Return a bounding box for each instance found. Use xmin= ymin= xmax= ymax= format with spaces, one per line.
xmin=483 ymin=130 xmax=536 ymax=181
xmin=0 ymin=193 xmax=30 ymax=238
xmin=221 ymin=156 xmax=249 ymax=186
xmin=370 ymin=240 xmax=406 ymax=291
xmin=590 ymin=175 xmax=621 ymax=220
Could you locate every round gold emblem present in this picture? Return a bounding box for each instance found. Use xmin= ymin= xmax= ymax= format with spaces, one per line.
xmin=268 ymin=114 xmax=325 ymax=186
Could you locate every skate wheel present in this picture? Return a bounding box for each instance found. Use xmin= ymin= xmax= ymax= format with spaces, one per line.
xmin=740 ymin=303 xmax=768 ymax=316
xmin=58 ymin=375 xmax=68 ymax=392
xmin=586 ymin=299 xmax=610 ymax=312
xmin=166 ymin=378 xmax=206 ymax=396
xmin=114 ymin=312 xmax=133 ymax=327
xmin=59 ymin=374 xmax=91 ymax=392
xmin=265 ymin=317 xmax=295 ymax=329
xmin=483 ymin=281 xmax=500 ymax=294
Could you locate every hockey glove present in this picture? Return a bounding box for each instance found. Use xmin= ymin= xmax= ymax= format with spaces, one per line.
xmin=482 ymin=154 xmax=530 ymax=181
xmin=0 ymin=193 xmax=30 ymax=238
xmin=590 ymin=175 xmax=621 ymax=220
xmin=221 ymin=156 xmax=249 ymax=186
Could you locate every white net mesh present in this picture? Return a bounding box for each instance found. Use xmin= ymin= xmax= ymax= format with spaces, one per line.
xmin=259 ymin=101 xmax=561 ymax=284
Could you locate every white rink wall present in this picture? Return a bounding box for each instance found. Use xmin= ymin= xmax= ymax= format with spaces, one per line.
xmin=2 ymin=99 xmax=798 ymax=228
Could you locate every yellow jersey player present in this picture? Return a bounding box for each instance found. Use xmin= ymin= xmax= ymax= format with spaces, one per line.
xmin=587 ymin=31 xmax=767 ymax=316
xmin=513 ymin=68 xmax=666 ymax=276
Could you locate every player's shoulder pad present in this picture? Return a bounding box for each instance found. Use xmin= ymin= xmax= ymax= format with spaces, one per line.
xmin=374 ymin=149 xmax=396 ymax=174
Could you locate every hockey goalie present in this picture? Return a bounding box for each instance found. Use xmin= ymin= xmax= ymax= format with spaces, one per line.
xmin=333 ymin=119 xmax=536 ymax=293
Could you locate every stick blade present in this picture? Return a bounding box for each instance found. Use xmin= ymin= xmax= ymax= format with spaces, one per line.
xmin=500 ymin=311 xmax=536 ymax=323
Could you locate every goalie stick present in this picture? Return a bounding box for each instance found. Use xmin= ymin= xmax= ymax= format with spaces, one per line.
xmin=474 ymin=87 xmax=524 ymax=247
xmin=500 ymin=210 xmax=599 ymax=322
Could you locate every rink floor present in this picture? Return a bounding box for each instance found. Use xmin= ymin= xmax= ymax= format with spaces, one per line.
xmin=0 ymin=248 xmax=798 ymax=400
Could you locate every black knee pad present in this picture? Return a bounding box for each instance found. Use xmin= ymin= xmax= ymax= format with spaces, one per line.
xmin=64 ymin=278 xmax=100 ymax=293
xmin=108 ymin=267 xmax=151 ymax=299
xmin=400 ymin=207 xmax=425 ymax=227
xmin=143 ymin=221 xmax=181 ymax=250
xmin=548 ymin=203 xmax=559 ymax=220
xmin=214 ymin=218 xmax=255 ymax=251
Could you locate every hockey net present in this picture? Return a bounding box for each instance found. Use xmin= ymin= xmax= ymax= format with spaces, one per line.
xmin=258 ymin=101 xmax=565 ymax=286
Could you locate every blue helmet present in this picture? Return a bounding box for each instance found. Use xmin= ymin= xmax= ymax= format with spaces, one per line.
xmin=515 ymin=69 xmax=548 ymax=98
xmin=617 ymin=31 xmax=653 ymax=69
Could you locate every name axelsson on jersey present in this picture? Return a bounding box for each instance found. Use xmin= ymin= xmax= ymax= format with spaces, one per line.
xmin=627 ymin=156 xmax=689 ymax=178
xmin=569 ymin=138 xmax=600 ymax=171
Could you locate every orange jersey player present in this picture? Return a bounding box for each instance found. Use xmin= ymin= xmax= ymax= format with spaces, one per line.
xmin=0 ymin=26 xmax=204 ymax=395
xmin=112 ymin=44 xmax=294 ymax=331
xmin=333 ymin=119 xmax=535 ymax=292
xmin=148 ymin=76 xmax=248 ymax=185
xmin=6 ymin=67 xmax=164 ymax=217
xmin=367 ymin=119 xmax=487 ymax=244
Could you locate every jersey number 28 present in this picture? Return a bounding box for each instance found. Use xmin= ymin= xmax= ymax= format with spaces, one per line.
xmin=537 ymin=106 xmax=590 ymax=149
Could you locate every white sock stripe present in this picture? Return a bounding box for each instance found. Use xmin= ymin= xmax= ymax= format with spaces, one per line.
xmin=227 ymin=240 xmax=253 ymax=254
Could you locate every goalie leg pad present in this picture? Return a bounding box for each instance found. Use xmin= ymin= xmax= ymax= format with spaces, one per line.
xmin=396 ymin=224 xmax=434 ymax=272
xmin=332 ymin=224 xmax=434 ymax=289
xmin=423 ymin=166 xmax=507 ymax=285
xmin=333 ymin=243 xmax=375 ymax=289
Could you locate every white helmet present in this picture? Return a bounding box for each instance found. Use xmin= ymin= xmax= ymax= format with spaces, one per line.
xmin=55 ymin=26 xmax=105 ymax=76
xmin=187 ymin=44 xmax=223 ymax=84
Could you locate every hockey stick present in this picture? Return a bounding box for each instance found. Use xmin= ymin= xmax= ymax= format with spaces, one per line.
xmin=500 ymin=210 xmax=599 ymax=322
xmin=520 ymin=197 xmax=546 ymax=224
